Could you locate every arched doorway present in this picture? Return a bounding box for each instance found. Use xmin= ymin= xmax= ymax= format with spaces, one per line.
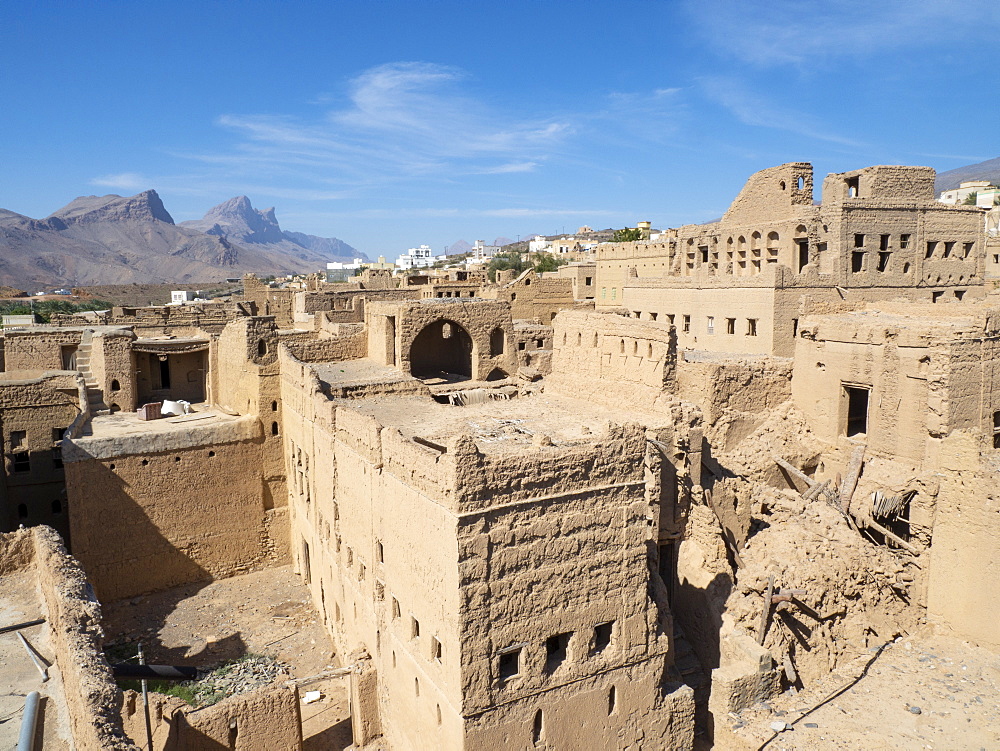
xmin=409 ymin=319 xmax=473 ymax=379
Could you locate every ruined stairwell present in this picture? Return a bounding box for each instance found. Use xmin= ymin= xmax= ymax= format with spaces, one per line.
xmin=75 ymin=330 xmax=108 ymax=414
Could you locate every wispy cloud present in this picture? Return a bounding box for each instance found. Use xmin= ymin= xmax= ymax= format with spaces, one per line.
xmin=285 ymin=207 xmax=618 ymax=220
xmin=185 ymin=62 xmax=572 ymax=186
xmin=90 ymin=172 xmax=149 ymax=191
xmin=684 ymin=0 xmax=1000 ymax=68
xmin=699 ymin=77 xmax=863 ymax=147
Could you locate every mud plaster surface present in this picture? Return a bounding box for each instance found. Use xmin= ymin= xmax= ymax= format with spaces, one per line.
xmin=0 ymin=569 xmax=71 ymax=750
xmin=101 ymin=565 xmax=352 ymax=750
xmin=346 ymin=390 xmax=665 ymax=452
xmin=726 ymin=628 xmax=1000 ymax=750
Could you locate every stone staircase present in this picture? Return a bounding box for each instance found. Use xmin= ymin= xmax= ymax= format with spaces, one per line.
xmin=74 ymin=330 xmax=107 ymax=414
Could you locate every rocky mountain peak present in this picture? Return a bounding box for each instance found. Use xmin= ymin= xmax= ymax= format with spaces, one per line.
xmin=48 ymin=189 xmax=174 ymax=226
xmin=187 ymin=195 xmax=285 ymax=244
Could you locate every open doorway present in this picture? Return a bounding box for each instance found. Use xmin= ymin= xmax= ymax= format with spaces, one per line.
xmin=844 ymin=385 xmax=870 ymax=437
xmin=409 ymin=319 xmax=473 ymax=379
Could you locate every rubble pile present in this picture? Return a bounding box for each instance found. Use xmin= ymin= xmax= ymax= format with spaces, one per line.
xmin=724 ymin=485 xmax=922 ymax=684
xmin=182 ymin=654 xmax=289 ymax=707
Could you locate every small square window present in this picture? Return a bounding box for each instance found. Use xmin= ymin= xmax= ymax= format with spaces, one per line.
xmin=13 ymin=452 xmax=30 ymax=473
xmin=943 ymin=241 xmax=955 ymax=258
xmin=593 ymin=622 xmax=613 ymax=654
xmin=926 ymin=241 xmax=937 ymax=259
xmin=877 ymin=252 xmax=891 ymax=272
xmin=10 ymin=430 xmax=26 ymax=450
xmin=726 ymin=318 xmax=736 ymax=335
xmin=498 ymin=647 xmax=521 ymax=683
xmin=963 ymin=242 xmax=974 ymax=258
xmin=706 ymin=316 xmax=715 ymax=335
xmin=544 ymin=632 xmax=571 ymax=673
xmin=854 ymin=233 xmax=865 ymax=248
xmin=518 ymin=342 xmax=526 ymax=351
xmin=879 ymin=234 xmax=890 ymax=251
xmin=852 ymin=251 xmax=865 ymax=272
xmin=747 ymin=319 xmax=758 ymax=337
xmin=584 ymin=276 xmax=593 ymax=285
xmin=52 ymin=428 xmax=64 ymax=444
xmin=682 ymin=315 xmax=690 ymax=334
xmin=900 ymin=234 xmax=910 ymax=249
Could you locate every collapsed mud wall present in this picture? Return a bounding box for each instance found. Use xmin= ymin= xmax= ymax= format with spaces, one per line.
xmin=120 ymin=684 xmax=301 ymax=750
xmin=1 ymin=527 xmax=137 ymax=750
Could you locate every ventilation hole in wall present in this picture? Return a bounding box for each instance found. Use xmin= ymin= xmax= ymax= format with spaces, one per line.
xmin=608 ymin=685 xmax=617 ymax=714
xmin=632 ymin=341 xmax=638 ymax=355
xmin=271 ymin=400 xmax=278 ymax=411
xmin=109 ymin=404 xmax=120 ymax=413
xmin=271 ymin=422 xmax=279 ymax=436
xmin=110 ymin=379 xmax=121 ymax=391
xmin=779 ymin=181 xmax=786 ymax=190
xmin=415 ymin=677 xmax=420 ymax=696
xmin=208 ymin=451 xmax=216 ymax=458
xmin=532 ymin=710 xmax=543 ymax=744
xmin=647 ymin=343 xmax=653 ymax=358
xmin=174 ymin=456 xmax=181 ymax=463
xmin=392 ymin=651 xmax=397 ymax=668
xmin=437 ymin=704 xmax=442 ymax=725
xmin=109 ymin=463 xmax=116 ymax=470
xmin=257 ymin=339 xmax=267 ymax=357
xmin=141 ymin=459 xmax=149 ymax=466
xmin=619 ymin=339 xmax=625 ymax=354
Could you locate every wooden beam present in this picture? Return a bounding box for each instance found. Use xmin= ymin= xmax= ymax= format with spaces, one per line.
xmin=839 ymin=444 xmax=866 ymax=513
xmin=757 ymin=575 xmax=775 ymax=645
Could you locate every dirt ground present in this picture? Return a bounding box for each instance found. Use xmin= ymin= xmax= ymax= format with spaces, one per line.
xmin=0 ymin=569 xmax=71 ymax=750
xmin=724 ymin=627 xmax=1000 ymax=750
xmin=101 ymin=565 xmax=352 ymax=750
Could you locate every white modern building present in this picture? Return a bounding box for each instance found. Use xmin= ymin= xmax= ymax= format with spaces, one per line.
xmin=326 ymin=258 xmax=366 ymax=282
xmin=938 ymin=180 xmax=1000 ymax=208
xmin=395 ymin=244 xmax=439 ymax=270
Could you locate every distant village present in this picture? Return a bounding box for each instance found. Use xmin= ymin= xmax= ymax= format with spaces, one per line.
xmin=1 ymin=164 xmax=1000 ymax=750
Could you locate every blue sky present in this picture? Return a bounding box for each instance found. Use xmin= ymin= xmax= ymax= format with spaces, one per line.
xmin=2 ymin=0 xmax=998 ymax=258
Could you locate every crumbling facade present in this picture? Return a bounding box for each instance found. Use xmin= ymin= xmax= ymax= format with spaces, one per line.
xmin=597 ymin=163 xmax=987 ymax=356
xmin=0 ymin=160 xmax=998 ymax=750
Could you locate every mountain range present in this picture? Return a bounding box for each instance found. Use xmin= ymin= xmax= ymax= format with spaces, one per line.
xmin=934 ymin=156 xmax=1000 ymax=195
xmin=0 ymin=191 xmax=361 ymax=291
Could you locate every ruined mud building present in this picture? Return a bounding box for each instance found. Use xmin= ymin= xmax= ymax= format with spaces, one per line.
xmin=0 ymin=161 xmax=998 ymax=750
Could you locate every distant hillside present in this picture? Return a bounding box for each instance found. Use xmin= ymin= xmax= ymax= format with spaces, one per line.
xmin=0 ymin=191 xmax=361 ymax=290
xmin=180 ymin=196 xmax=364 ymax=264
xmin=446 ymin=239 xmax=473 ymax=255
xmin=934 ymin=157 xmax=1000 ymax=194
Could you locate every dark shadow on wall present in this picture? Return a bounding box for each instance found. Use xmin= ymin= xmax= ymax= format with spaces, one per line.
xmin=66 ymin=457 xmax=214 ymax=604
xmin=409 ymin=319 xmax=473 ymax=378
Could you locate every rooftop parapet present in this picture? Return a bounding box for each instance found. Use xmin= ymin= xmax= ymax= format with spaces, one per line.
xmin=822 ymin=165 xmax=937 ymax=205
